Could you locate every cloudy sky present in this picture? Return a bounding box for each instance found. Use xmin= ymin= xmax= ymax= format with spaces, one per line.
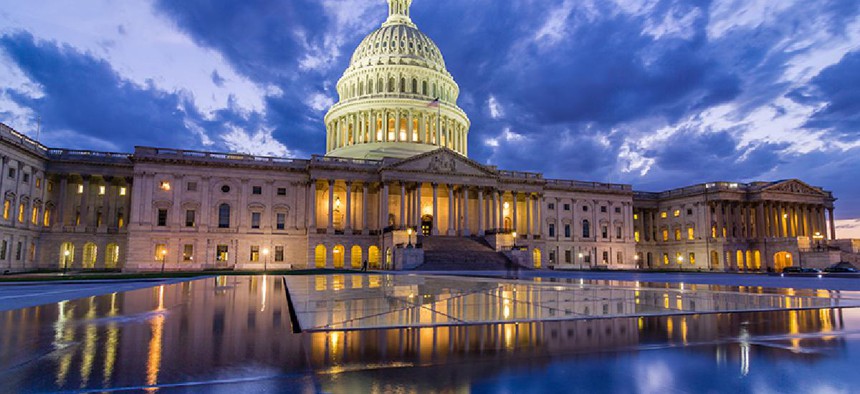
xmin=1 ymin=0 xmax=859 ymax=237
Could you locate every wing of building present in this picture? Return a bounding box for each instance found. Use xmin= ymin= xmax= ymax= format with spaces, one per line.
xmin=0 ymin=0 xmax=845 ymax=274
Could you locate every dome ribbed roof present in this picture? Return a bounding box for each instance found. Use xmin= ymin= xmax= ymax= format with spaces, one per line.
xmin=348 ymin=24 xmax=446 ymax=70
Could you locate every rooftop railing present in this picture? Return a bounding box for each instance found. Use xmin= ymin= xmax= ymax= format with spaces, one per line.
xmin=545 ymin=179 xmax=632 ymax=191
xmin=0 ymin=123 xmax=49 ymax=155
xmin=135 ymin=147 xmax=308 ymax=167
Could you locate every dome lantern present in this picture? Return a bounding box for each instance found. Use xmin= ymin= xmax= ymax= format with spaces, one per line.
xmin=384 ymin=0 xmax=415 ymax=28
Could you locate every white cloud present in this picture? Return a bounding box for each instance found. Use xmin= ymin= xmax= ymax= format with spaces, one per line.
xmin=534 ymin=0 xmax=576 ymax=46
xmin=306 ymin=92 xmax=335 ymax=112
xmin=836 ymin=219 xmax=860 ymax=239
xmin=0 ymin=0 xmax=267 ymax=119
xmin=643 ymin=7 xmax=702 ymax=41
xmin=297 ymin=0 xmax=382 ymax=72
xmin=707 ymin=0 xmax=799 ymax=40
xmin=484 ymin=127 xmax=526 ymax=148
xmin=488 ymin=95 xmax=504 ymax=119
xmin=221 ymin=125 xmax=292 ymax=158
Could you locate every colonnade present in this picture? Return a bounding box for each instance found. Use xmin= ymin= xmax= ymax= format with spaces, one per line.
xmin=326 ymin=109 xmax=468 ymax=156
xmin=311 ymin=179 xmax=542 ymax=238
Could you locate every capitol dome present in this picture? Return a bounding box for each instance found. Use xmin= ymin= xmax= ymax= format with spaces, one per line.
xmin=324 ymin=0 xmax=470 ymax=160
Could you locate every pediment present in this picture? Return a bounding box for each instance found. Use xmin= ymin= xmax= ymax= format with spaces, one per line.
xmin=384 ymin=148 xmax=497 ymax=177
xmin=763 ymin=180 xmax=827 ymax=197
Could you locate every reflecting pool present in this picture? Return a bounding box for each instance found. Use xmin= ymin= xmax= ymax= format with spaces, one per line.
xmin=1 ymin=275 xmax=860 ymax=393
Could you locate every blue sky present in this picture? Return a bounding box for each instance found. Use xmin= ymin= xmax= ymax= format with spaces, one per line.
xmin=1 ymin=0 xmax=859 ymax=236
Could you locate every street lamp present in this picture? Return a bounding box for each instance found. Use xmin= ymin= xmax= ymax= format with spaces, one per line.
xmin=813 ymin=232 xmax=824 ymax=251
xmin=578 ymin=252 xmax=584 ymax=270
xmin=407 ymin=227 xmax=413 ymax=248
xmin=63 ymin=250 xmax=70 ymax=274
xmin=634 ymin=253 xmax=641 ymax=269
xmin=262 ymin=248 xmax=270 ymax=272
xmin=160 ymin=249 xmax=168 ymax=273
xmin=512 ymin=231 xmax=517 ymax=250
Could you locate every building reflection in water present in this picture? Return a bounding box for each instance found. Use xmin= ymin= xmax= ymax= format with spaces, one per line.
xmin=0 ymin=275 xmax=852 ymax=392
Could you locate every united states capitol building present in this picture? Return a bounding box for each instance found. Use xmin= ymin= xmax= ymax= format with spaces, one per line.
xmin=0 ymin=0 xmax=845 ymax=273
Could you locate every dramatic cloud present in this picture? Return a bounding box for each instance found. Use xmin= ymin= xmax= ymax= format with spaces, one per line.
xmin=2 ymin=0 xmax=860 ymax=230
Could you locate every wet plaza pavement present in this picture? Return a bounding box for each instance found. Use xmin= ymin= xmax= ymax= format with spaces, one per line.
xmin=3 ymin=273 xmax=860 ymax=392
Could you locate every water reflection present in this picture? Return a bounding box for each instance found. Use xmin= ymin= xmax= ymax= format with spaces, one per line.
xmin=0 ymin=275 xmax=855 ymax=393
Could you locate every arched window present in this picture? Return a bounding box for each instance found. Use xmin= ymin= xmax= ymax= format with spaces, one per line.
xmin=351 ymin=246 xmax=363 ymax=269
xmin=59 ymin=242 xmax=75 ymax=268
xmin=368 ymin=246 xmax=380 ymax=269
xmin=412 ymin=78 xmax=418 ymax=93
xmin=106 ymin=243 xmax=119 ymax=269
xmin=389 ymin=77 xmax=396 ymax=93
xmin=400 ymin=78 xmax=406 ymax=93
xmin=315 ymin=245 xmax=327 ymax=268
xmin=333 ymin=245 xmax=345 ymax=269
xmin=422 ymin=81 xmax=428 ymax=95
xmin=582 ymin=220 xmax=590 ymax=238
xmin=218 ymin=204 xmax=230 ymax=228
xmin=533 ymin=248 xmax=542 ymax=269
xmin=83 ymin=242 xmax=97 ymax=269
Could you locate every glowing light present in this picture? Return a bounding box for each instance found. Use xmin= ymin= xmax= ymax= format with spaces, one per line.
xmin=159 ymin=181 xmax=171 ymax=191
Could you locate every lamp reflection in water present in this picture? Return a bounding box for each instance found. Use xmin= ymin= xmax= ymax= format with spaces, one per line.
xmin=146 ymin=285 xmax=166 ymax=391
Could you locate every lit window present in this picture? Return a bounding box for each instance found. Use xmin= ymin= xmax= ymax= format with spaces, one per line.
xmin=183 ymin=244 xmax=194 ymax=261
xmin=674 ymin=229 xmax=681 ymax=241
xmin=155 ymin=244 xmax=167 ymax=262
xmin=216 ymin=245 xmax=229 ymax=261
xmin=2 ymin=201 xmax=9 ymax=220
xmin=676 ymin=252 xmax=683 ymax=264
xmin=250 ymin=245 xmax=260 ymax=262
xmin=673 ymin=210 xmax=681 ymax=217
xmin=18 ymin=203 xmax=24 ymax=223
xmin=275 ymin=246 xmax=284 ymax=262
xmin=634 ymin=231 xmax=640 ymax=242
xmin=662 ymin=229 xmax=669 ymax=241
xmin=31 ymin=207 xmax=38 ymax=224
xmin=663 ymin=253 xmax=669 ymax=265
xmin=634 ymin=213 xmax=639 ymax=220
xmin=43 ymin=209 xmax=51 ymax=226
xmin=688 ymin=227 xmax=695 ymax=240
xmin=119 ymin=187 xmax=127 ymax=196
xmin=99 ymin=186 xmax=106 ymax=195
xmin=160 ymin=181 xmax=171 ymax=191
xmin=689 ymin=253 xmax=696 ymax=265
xmin=77 ymin=184 xmax=84 ymax=194
xmin=660 ymin=212 xmax=667 ymax=219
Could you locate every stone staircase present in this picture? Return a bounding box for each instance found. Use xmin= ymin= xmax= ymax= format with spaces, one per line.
xmin=413 ymin=236 xmax=511 ymax=271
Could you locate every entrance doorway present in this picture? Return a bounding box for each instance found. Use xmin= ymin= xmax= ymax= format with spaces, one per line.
xmin=421 ymin=215 xmax=433 ymax=236
xmin=774 ymin=251 xmax=793 ymax=272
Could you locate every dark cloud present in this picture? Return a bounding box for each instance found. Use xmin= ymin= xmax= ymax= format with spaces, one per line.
xmin=800 ymin=50 xmax=860 ymax=138
xmin=210 ymin=70 xmax=225 ymax=87
xmin=0 ymin=32 xmax=204 ymax=150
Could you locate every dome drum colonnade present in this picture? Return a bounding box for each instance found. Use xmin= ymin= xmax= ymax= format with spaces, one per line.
xmin=325 ymin=0 xmax=470 ymax=159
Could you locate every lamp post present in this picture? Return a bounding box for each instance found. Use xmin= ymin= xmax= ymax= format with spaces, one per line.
xmin=512 ymin=231 xmax=517 ymax=250
xmin=578 ymin=252 xmax=584 ymax=270
xmin=262 ymin=247 xmax=270 ymax=272
xmin=677 ymin=255 xmax=684 ymax=272
xmin=63 ymin=250 xmax=70 ymax=275
xmin=407 ymin=227 xmax=413 ymax=248
xmin=160 ymin=249 xmax=168 ymax=274
xmin=813 ymin=232 xmax=824 ymax=251
xmin=634 ymin=253 xmax=640 ymax=269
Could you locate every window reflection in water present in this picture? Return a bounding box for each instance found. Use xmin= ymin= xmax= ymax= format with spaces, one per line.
xmin=0 ymin=276 xmax=853 ymax=392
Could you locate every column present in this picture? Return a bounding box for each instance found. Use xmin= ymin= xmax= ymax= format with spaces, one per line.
xmin=477 ymin=189 xmax=485 ymax=236
xmin=199 ymin=176 xmax=210 ymax=230
xmin=526 ymin=194 xmax=532 ymax=238
xmin=432 ymin=183 xmax=439 ymax=235
xmin=755 ymin=202 xmax=765 ymax=239
xmin=555 ymin=198 xmax=561 ymax=240
xmin=463 ymin=187 xmax=471 ymax=236
xmin=447 ymin=184 xmax=455 ymax=236
xmin=381 ymin=182 xmax=390 ymax=229
xmin=327 ymin=180 xmax=335 ymax=233
xmin=828 ymin=207 xmax=836 ymax=240
xmin=491 ymin=190 xmax=498 ymax=230
xmin=308 ymin=180 xmax=317 ymax=230
xmin=80 ymin=175 xmax=91 ymax=228
xmin=362 ymin=183 xmax=369 ymax=234
xmin=498 ymin=190 xmax=505 ymax=231
xmin=400 ymin=182 xmax=406 ymax=229
xmin=512 ymin=192 xmax=518 ymax=234
xmin=416 ymin=183 xmax=423 ymax=227
xmin=407 ymin=111 xmax=414 ymax=142
xmin=57 ymin=175 xmax=68 ymax=227
xmin=535 ymin=194 xmax=542 ymax=238
xmin=345 ymin=181 xmax=352 ymax=232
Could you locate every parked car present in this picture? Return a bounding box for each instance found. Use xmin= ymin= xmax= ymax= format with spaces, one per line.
xmin=782 ymin=267 xmax=821 ymax=273
xmin=825 ymin=262 xmax=859 ymax=273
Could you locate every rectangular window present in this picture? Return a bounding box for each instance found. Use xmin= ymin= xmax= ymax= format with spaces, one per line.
xmin=687 ymin=227 xmax=695 ymax=240
xmin=183 ymin=244 xmax=194 ymax=261
xmin=689 ymin=253 xmax=696 ymax=265
xmin=687 ymin=209 xmax=693 ymax=216
xmin=662 ymin=229 xmax=669 ymax=241
xmin=600 ymin=206 xmax=607 ymax=213
xmin=0 ymin=240 xmax=6 ymax=260
xmin=583 ymin=206 xmax=589 ymax=212
xmin=634 ymin=213 xmax=639 ymax=220
xmin=250 ymin=245 xmax=260 ymax=262
xmin=276 ymin=213 xmax=286 ymax=230
xmin=564 ymin=250 xmax=571 ymax=263
xmin=17 ymin=203 xmax=24 ymax=223
xmin=615 ymin=207 xmax=621 ymax=214
xmin=155 ymin=244 xmax=167 ymax=261
xmin=22 ymin=173 xmax=29 ymax=183
xmin=549 ymin=251 xmax=556 ymax=264
xmin=548 ymin=203 xmax=555 ymax=210
xmin=31 ymin=207 xmax=38 ymax=224
xmin=277 ymin=188 xmax=287 ymax=196
xmin=251 ymin=212 xmax=261 ymax=229
xmin=275 ymin=246 xmax=284 ymax=262
xmin=563 ymin=204 xmax=571 ymax=211
xmin=159 ymin=181 xmax=171 ymax=191
xmin=602 ymin=251 xmax=609 ymax=263
xmin=634 ymin=231 xmax=640 ymax=242
xmin=185 ymin=210 xmax=196 ymax=227
xmin=15 ymin=242 xmax=21 ymax=260
xmin=663 ymin=253 xmax=669 ymax=265
xmin=252 ymin=186 xmax=262 ymax=195
xmin=601 ymin=225 xmax=608 ymax=239
xmin=36 ymin=178 xmax=41 ymax=188
xmin=617 ymin=252 xmax=623 ymax=264
xmin=676 ymin=252 xmax=683 ymax=264
xmin=43 ymin=209 xmax=51 ymax=226
xmin=99 ymin=185 xmax=105 ymax=195
xmin=564 ymin=224 xmax=571 ymax=238
xmin=8 ymin=168 xmax=15 ymax=178
xmin=117 ymin=212 xmax=124 ymax=228
xmin=216 ymin=245 xmax=229 ymax=262
xmin=674 ymin=229 xmax=681 ymax=241
xmin=548 ymin=224 xmax=555 ymax=237
xmin=96 ymin=212 xmax=103 ymax=227
xmin=119 ymin=187 xmax=127 ymax=196
xmin=187 ymin=182 xmax=197 ymax=192
xmin=157 ymin=209 xmax=168 ymax=226
xmin=660 ymin=211 xmax=667 ymax=219
xmin=584 ymin=254 xmax=592 ymax=264
xmin=674 ymin=210 xmax=681 ymax=217
xmin=616 ymin=226 xmax=622 ymax=239
xmin=77 ymin=184 xmax=84 ymax=194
